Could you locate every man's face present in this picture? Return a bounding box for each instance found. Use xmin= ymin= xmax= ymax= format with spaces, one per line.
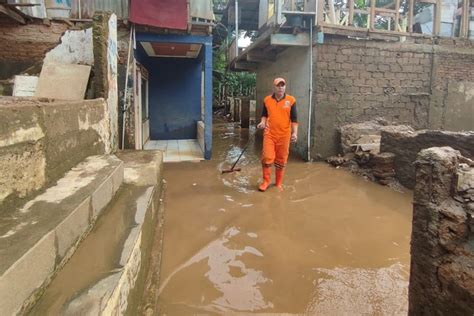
xmin=274 ymin=82 xmax=286 ymax=95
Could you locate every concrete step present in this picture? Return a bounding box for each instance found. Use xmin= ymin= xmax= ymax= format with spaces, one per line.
xmin=28 ymin=151 xmax=164 ymax=315
xmin=0 ymin=155 xmax=124 ymax=315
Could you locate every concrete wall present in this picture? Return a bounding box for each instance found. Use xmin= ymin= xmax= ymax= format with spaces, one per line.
xmin=256 ymin=46 xmax=311 ymax=158
xmin=380 ymin=130 xmax=474 ymax=188
xmin=93 ymin=12 xmax=119 ymax=151
xmin=409 ymin=147 xmax=474 ymax=314
xmin=0 ymin=97 xmax=110 ymax=209
xmin=430 ymin=46 xmax=474 ymax=131
xmin=312 ymin=36 xmax=474 ymax=158
xmin=0 ymin=18 xmax=67 ymax=80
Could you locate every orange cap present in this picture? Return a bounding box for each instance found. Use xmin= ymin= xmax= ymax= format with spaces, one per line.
xmin=273 ymin=77 xmax=286 ymax=86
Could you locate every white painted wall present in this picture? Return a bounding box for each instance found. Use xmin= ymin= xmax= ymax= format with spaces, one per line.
xmin=107 ymin=14 xmax=119 ymax=152
xmin=12 ymin=75 xmax=38 ymax=97
xmin=44 ymin=28 xmax=94 ymax=65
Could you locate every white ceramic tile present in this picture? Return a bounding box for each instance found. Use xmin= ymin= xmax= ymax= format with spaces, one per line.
xmin=167 ymin=140 xmax=179 ymax=150
xmin=146 ymin=139 xmax=203 ymax=162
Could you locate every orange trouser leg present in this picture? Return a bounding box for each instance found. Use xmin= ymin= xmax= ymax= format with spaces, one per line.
xmin=274 ymin=137 xmax=290 ymax=189
xmin=261 ymin=135 xmax=276 ymax=166
xmin=259 ymin=135 xmax=275 ymax=192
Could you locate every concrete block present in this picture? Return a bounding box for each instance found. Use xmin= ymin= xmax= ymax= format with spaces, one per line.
xmin=55 ymin=197 xmax=91 ymax=260
xmin=35 ymin=62 xmax=91 ymax=101
xmin=60 ymin=185 xmax=157 ymax=315
xmin=12 ymin=75 xmax=38 ymax=97
xmin=111 ymin=162 xmax=124 ymax=194
xmin=0 ymin=232 xmax=56 ymax=315
xmin=91 ymin=174 xmax=114 ymax=219
xmin=457 ymin=168 xmax=474 ymax=192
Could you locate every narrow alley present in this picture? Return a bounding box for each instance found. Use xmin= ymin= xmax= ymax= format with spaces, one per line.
xmin=1 ymin=0 xmax=473 ymax=315
xmin=156 ymin=119 xmax=413 ymax=314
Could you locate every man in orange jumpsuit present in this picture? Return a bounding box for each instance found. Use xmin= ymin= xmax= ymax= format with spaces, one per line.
xmin=257 ymin=77 xmax=298 ymax=191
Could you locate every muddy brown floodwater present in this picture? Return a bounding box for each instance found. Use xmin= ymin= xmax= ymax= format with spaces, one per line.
xmin=157 ymin=120 xmax=413 ymax=315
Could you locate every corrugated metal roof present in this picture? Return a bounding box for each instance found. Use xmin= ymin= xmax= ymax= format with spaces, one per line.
xmin=7 ymin=0 xmax=47 ymax=18
xmin=6 ymin=0 xmax=129 ymax=19
xmin=70 ymin=0 xmax=129 ymax=19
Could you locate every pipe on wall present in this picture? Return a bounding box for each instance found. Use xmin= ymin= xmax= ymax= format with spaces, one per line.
xmin=307 ymin=17 xmax=313 ymax=162
xmin=121 ymin=25 xmax=134 ymax=150
xmin=235 ymin=0 xmax=239 ymax=58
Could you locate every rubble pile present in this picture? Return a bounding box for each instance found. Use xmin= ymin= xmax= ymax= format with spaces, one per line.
xmin=371 ymin=152 xmax=396 ymax=185
xmin=326 ymin=120 xmax=415 ymax=189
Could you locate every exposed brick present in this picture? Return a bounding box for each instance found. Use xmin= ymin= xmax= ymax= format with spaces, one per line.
xmin=0 ymin=17 xmax=68 ymax=62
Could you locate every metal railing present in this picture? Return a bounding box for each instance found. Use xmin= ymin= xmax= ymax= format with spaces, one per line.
xmin=317 ymin=0 xmax=473 ymax=38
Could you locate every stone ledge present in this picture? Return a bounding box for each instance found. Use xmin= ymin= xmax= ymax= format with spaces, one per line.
xmin=0 ymin=155 xmax=123 ymax=315
xmin=29 ymin=150 xmax=164 ymax=315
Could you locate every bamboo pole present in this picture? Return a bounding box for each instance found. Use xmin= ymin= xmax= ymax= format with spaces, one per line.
xmin=460 ymin=0 xmax=470 ymax=38
xmin=433 ymin=0 xmax=441 ymax=35
xmin=370 ymin=0 xmax=376 ymax=29
xmin=408 ymin=0 xmax=414 ymax=32
xmin=395 ymin=0 xmax=400 ymax=31
xmin=328 ymin=0 xmax=337 ymax=24
xmin=348 ymin=0 xmax=355 ymax=25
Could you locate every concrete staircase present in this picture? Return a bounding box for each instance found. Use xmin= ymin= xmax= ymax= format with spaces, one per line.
xmin=0 ymin=151 xmax=165 ymax=315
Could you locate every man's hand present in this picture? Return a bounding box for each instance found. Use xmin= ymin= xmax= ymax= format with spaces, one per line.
xmin=291 ymin=132 xmax=298 ymax=143
xmin=257 ymin=119 xmax=267 ymax=130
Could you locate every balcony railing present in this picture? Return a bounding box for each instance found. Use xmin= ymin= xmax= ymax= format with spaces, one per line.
xmin=259 ymin=0 xmax=472 ymax=39
xmin=318 ymin=0 xmax=472 ymax=38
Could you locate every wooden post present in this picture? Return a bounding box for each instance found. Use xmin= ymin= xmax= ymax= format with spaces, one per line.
xmin=328 ymin=0 xmax=337 ymax=23
xmin=240 ymin=97 xmax=250 ymax=128
xmin=395 ymin=0 xmax=400 ymax=31
xmin=348 ymin=0 xmax=355 ymax=25
xmin=460 ymin=0 xmax=470 ymax=38
xmin=317 ymin=0 xmax=325 ymax=24
xmin=408 ymin=0 xmax=414 ymax=32
xmin=370 ymin=0 xmax=376 ymax=29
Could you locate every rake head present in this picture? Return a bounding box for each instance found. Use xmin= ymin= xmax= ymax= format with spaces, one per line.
xmin=221 ymin=168 xmax=242 ymax=174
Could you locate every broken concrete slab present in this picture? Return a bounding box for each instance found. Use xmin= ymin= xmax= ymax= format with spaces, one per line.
xmin=457 ymin=168 xmax=474 ymax=193
xmin=350 ymin=134 xmax=382 ymax=153
xmin=340 ymin=120 xmax=414 ymax=154
xmin=12 ymin=75 xmax=38 ymax=97
xmin=34 ymin=62 xmax=91 ymax=100
xmin=0 ymin=155 xmax=123 ymax=315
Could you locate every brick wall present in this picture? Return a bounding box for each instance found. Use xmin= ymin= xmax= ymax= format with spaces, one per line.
xmin=0 ymin=18 xmax=67 ymax=61
xmin=0 ymin=17 xmax=68 ymax=79
xmin=312 ymin=36 xmax=474 ymax=158
xmin=433 ymin=39 xmax=474 ymax=90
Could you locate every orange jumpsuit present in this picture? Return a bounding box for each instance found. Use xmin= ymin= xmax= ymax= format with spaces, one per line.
xmin=261 ymin=93 xmax=297 ymax=169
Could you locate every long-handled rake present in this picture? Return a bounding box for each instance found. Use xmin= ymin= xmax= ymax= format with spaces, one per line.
xmin=221 ymin=142 xmax=250 ymax=174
